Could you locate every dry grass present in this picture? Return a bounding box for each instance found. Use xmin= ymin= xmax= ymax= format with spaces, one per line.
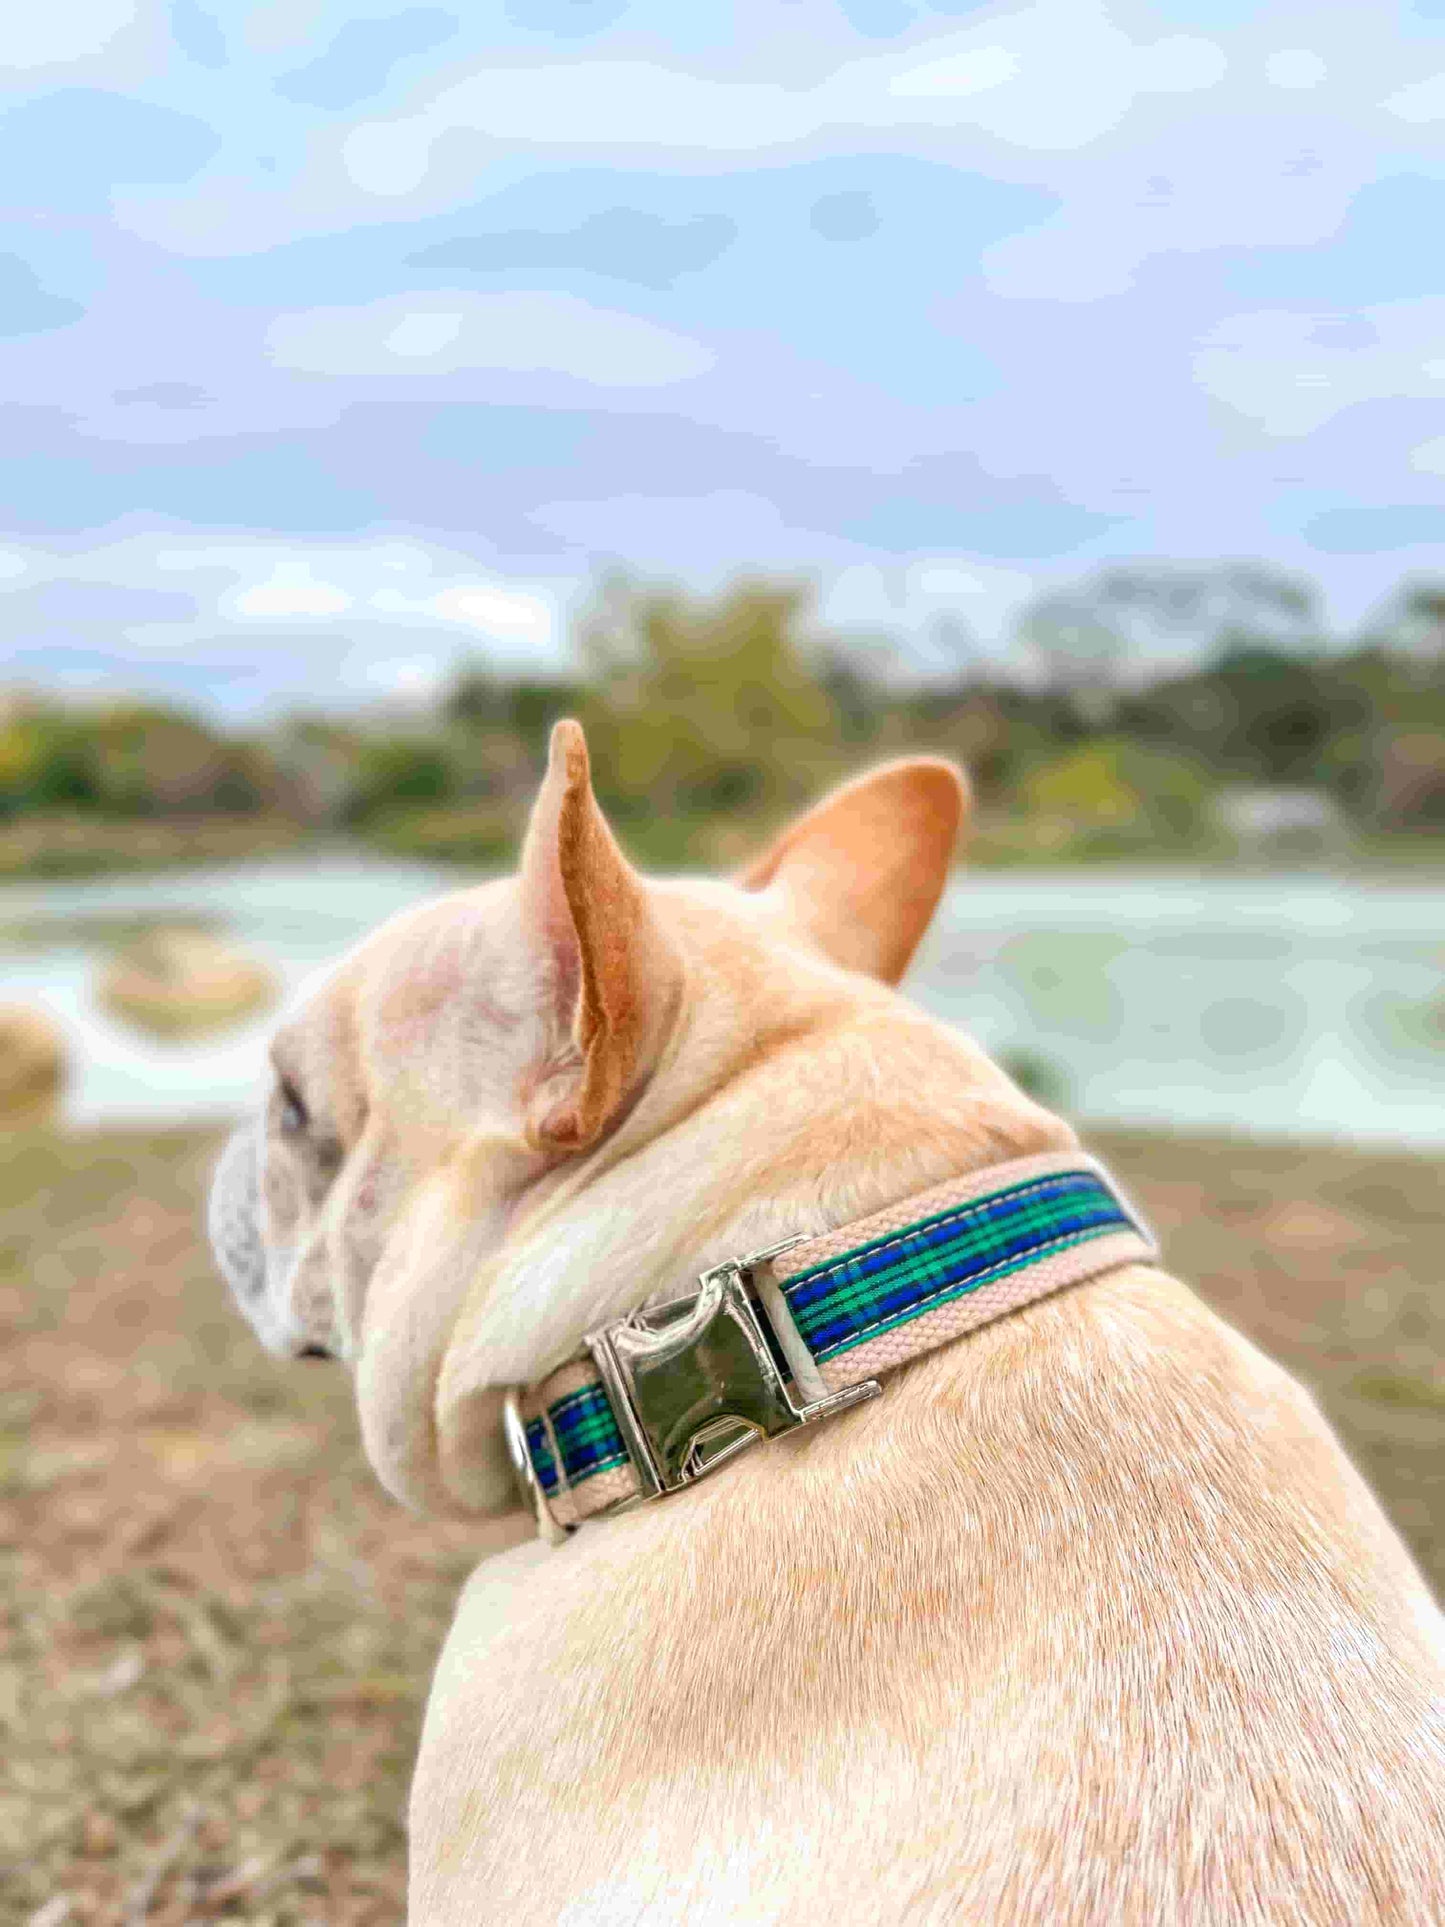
xmin=1 ymin=1130 xmax=523 ymax=1926
xmin=2 ymin=1124 xmax=1441 ymax=1925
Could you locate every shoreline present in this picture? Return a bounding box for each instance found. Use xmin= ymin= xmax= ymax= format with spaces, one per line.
xmin=1 ymin=820 xmax=1443 ymax=885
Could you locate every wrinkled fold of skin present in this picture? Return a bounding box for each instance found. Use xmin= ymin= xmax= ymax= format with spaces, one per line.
xmin=212 ymin=723 xmax=1445 ymax=1926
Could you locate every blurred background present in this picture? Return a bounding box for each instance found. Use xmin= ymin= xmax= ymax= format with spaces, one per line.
xmin=3 ymin=3 xmax=1443 ymax=1923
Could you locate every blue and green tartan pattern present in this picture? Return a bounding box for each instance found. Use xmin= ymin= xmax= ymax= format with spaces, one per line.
xmin=524 ymin=1382 xmax=628 ymax=1496
xmin=525 ymin=1167 xmax=1140 ymax=1495
xmin=780 ymin=1170 xmax=1135 ymax=1364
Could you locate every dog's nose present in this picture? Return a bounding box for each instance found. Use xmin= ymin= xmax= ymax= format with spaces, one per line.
xmin=297 ymin=1344 xmax=335 ymax=1361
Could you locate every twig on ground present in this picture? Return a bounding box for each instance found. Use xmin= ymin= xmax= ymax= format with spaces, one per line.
xmin=121 ymin=1803 xmax=201 ymax=1926
xmin=189 ymin=1854 xmax=269 ymax=1912
xmin=27 ymin=1898 xmax=74 ymax=1927
xmin=255 ymin=1853 xmax=326 ymax=1900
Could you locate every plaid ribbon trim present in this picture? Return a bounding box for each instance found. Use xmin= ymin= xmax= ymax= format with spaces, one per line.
xmin=781 ymin=1171 xmax=1136 ymax=1364
xmin=524 ymin=1382 xmax=628 ymax=1495
xmin=522 ymin=1164 xmax=1145 ymax=1501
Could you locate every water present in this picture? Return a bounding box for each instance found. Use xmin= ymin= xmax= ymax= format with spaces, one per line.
xmin=912 ymin=873 xmax=1444 ymax=1148
xmin=0 ymin=856 xmax=452 ymax=1129
xmin=2 ymin=858 xmax=1442 ymax=1147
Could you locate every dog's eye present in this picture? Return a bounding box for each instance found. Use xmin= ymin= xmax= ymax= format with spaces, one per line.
xmin=278 ymin=1078 xmax=308 ymax=1136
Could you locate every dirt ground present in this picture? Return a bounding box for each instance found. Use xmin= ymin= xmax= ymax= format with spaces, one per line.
xmin=2 ymin=1124 xmax=1442 ymax=1925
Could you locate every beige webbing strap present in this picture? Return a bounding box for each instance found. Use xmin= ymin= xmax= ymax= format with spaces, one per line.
xmin=770 ymin=1150 xmax=1157 ymax=1392
xmin=521 ymin=1150 xmax=1156 ymax=1527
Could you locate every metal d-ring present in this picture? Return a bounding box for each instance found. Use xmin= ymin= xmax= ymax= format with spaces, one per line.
xmin=502 ymin=1387 xmax=571 ymax=1544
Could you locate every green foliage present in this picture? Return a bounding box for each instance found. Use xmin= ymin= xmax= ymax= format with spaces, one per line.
xmin=1119 ymin=647 xmax=1370 ymax=790
xmin=1023 ymin=741 xmax=1140 ymax=829
xmin=1020 ymin=563 xmax=1319 ymax=676
xmin=0 ymin=700 xmax=278 ymax=821
xmin=998 ymin=1047 xmax=1070 ymax=1107
xmin=575 ymin=575 xmax=841 ymax=819
xmin=444 ymin=668 xmax=582 ymax=771
xmin=342 ymin=739 xmax=452 ymax=824
xmin=1018 ymin=738 xmax=1216 ymax=854
xmin=4 ymin=560 xmax=1445 ymax=875
xmin=0 ymin=712 xmax=97 ymax=814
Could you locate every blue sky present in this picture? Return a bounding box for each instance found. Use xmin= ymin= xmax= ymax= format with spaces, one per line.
xmin=3 ymin=0 xmax=1445 ymax=716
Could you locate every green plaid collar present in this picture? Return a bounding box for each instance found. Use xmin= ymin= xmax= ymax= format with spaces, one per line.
xmin=505 ymin=1151 xmax=1157 ymax=1539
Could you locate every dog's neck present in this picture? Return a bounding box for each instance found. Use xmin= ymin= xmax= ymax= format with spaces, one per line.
xmin=422 ymin=962 xmax=1083 ymax=1517
xmin=462 ymin=985 xmax=1067 ymax=1387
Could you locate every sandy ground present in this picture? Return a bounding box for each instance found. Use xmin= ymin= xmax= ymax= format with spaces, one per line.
xmin=2 ymin=1124 xmax=1441 ymax=1925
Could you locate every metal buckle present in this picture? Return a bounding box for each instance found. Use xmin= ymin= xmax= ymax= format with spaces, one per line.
xmin=583 ymin=1238 xmax=881 ymax=1502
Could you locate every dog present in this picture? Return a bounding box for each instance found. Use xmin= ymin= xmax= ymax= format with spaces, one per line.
xmin=212 ymin=722 xmax=1445 ymax=1924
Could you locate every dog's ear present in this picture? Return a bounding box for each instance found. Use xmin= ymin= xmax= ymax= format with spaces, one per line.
xmin=519 ymin=719 xmax=678 ymax=1153
xmin=739 ymin=758 xmax=968 ymax=984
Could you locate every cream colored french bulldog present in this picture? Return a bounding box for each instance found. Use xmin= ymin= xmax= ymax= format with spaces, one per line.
xmin=212 ymin=722 xmax=1445 ymax=1925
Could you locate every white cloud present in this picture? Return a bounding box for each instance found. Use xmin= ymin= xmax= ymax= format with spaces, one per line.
xmin=337 ymin=5 xmax=1228 ymax=196
xmin=123 ymin=0 xmax=1240 ymax=260
xmin=266 ymin=292 xmax=713 ymax=388
xmin=860 ymin=20 xmax=1225 ymax=154
xmin=116 ymin=0 xmax=1435 ymax=273
xmin=0 ymin=535 xmax=569 ymax=665
xmin=0 ymin=531 xmax=1044 ymax=712
xmin=1265 ymin=49 xmax=1327 ymax=91
xmin=230 ymin=564 xmax=353 ymax=620
xmin=424 ymin=584 xmax=550 ymax=642
xmin=983 ymin=105 xmax=1377 ymax=304
xmin=210 ymin=543 xmax=559 ymax=648
xmin=1408 ymin=436 xmax=1445 ymax=477
xmin=912 ymin=560 xmax=1034 ymax=605
xmin=0 ymin=534 xmax=1042 ymax=709
xmin=1194 ymin=300 xmax=1445 ymax=438
xmin=0 ymin=0 xmax=139 ymax=72
xmin=820 ymin=557 xmax=1037 ymax=653
xmin=924 ymin=8 xmax=1420 ymax=305
xmin=1134 ymin=36 xmax=1228 ymax=94
xmin=341 ymin=65 xmax=811 ymax=196
xmin=352 ymin=654 xmax=450 ymax=703
xmin=1382 ymin=71 xmax=1445 ymax=124
xmin=384 ymin=310 xmax=464 ymax=359
xmin=367 ymin=579 xmax=552 ymax=643
xmin=884 ymin=44 xmax=1018 ymax=101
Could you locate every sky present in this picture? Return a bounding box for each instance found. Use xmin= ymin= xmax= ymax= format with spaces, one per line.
xmin=4 ymin=0 xmax=1445 ymax=718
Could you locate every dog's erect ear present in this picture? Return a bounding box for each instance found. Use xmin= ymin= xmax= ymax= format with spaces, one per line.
xmin=519 ymin=719 xmax=678 ymax=1152
xmin=739 ymin=758 xmax=968 ymax=985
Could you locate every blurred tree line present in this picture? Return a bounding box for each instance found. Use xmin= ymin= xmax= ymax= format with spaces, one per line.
xmin=3 ymin=563 xmax=1444 ymax=873
xmin=0 ymin=700 xmax=275 ymax=817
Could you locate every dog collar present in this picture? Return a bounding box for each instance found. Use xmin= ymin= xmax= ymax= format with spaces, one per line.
xmin=504 ymin=1150 xmax=1157 ymax=1541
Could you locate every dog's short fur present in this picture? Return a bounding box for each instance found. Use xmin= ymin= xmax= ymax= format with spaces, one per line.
xmin=213 ymin=724 xmax=1445 ymax=1925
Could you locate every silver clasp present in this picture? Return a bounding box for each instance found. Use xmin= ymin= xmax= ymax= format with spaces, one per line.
xmin=583 ymin=1239 xmax=881 ymax=1501
xmin=502 ymin=1386 xmax=571 ymax=1545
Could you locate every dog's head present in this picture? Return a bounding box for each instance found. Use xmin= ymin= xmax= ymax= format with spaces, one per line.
xmin=211 ymin=721 xmax=986 ymax=1510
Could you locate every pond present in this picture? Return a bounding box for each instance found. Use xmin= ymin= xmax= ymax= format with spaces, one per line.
xmin=2 ymin=857 xmax=1442 ymax=1147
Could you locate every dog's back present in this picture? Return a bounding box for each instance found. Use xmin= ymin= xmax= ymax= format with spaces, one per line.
xmin=413 ymin=1003 xmax=1445 ymax=1926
